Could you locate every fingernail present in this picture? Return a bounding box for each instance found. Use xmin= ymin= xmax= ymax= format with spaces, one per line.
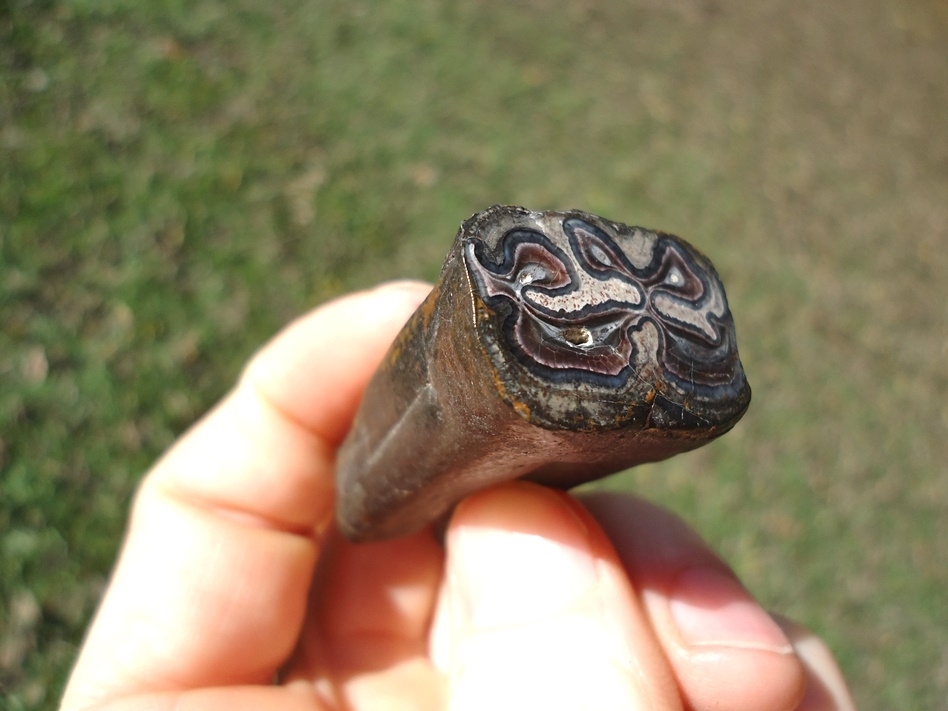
xmin=669 ymin=567 xmax=794 ymax=653
xmin=451 ymin=488 xmax=600 ymax=629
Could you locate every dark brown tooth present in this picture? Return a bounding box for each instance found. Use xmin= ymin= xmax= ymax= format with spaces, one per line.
xmin=335 ymin=205 xmax=751 ymax=542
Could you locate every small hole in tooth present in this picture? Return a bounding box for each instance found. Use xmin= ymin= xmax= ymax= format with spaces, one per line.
xmin=518 ymin=264 xmax=549 ymax=285
xmin=561 ymin=326 xmax=593 ymax=347
xmin=666 ymin=266 xmax=683 ymax=286
xmin=590 ymin=243 xmax=613 ymax=267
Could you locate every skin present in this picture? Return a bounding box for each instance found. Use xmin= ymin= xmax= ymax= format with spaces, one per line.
xmin=60 ymin=281 xmax=857 ymax=711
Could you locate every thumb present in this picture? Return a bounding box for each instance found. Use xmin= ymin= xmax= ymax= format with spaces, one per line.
xmin=429 ymin=483 xmax=682 ymax=711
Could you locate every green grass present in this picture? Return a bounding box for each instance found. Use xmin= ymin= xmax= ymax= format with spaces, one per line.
xmin=3 ymin=0 xmax=947 ymax=708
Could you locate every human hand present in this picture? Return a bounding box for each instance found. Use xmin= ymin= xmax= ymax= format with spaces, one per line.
xmin=61 ymin=281 xmax=855 ymax=711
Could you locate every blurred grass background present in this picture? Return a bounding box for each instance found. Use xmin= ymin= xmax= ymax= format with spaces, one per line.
xmin=2 ymin=0 xmax=946 ymax=708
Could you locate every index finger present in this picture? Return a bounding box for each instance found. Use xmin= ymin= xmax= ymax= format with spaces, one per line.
xmin=61 ymin=281 xmax=431 ymax=710
xmin=157 ymin=279 xmax=432 ymax=533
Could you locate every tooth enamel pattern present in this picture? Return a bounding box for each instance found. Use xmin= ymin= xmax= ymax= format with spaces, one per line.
xmin=336 ymin=205 xmax=751 ymax=542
